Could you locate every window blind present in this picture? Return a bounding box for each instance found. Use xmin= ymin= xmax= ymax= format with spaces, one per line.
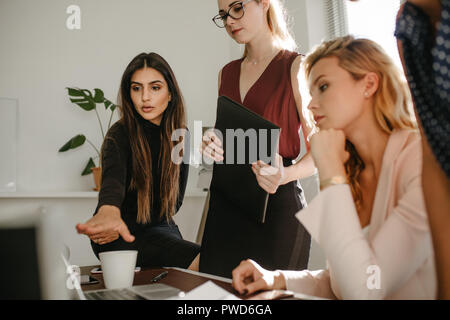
xmin=325 ymin=0 xmax=348 ymax=40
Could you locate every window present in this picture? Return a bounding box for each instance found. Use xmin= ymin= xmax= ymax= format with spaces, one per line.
xmin=325 ymin=0 xmax=403 ymax=68
xmin=345 ymin=0 xmax=402 ymax=68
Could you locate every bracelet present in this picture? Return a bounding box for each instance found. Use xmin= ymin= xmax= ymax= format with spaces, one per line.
xmin=320 ymin=175 xmax=348 ymax=191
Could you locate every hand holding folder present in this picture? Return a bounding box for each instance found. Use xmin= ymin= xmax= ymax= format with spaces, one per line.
xmin=251 ymin=154 xmax=285 ymax=195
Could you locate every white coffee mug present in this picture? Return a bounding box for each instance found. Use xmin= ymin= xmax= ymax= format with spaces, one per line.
xmin=99 ymin=250 xmax=138 ymax=289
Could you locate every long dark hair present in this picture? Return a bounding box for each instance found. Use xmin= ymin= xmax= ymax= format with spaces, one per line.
xmin=113 ymin=52 xmax=186 ymax=224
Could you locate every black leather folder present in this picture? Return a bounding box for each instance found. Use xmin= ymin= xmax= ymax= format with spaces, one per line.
xmin=208 ymin=96 xmax=281 ymax=224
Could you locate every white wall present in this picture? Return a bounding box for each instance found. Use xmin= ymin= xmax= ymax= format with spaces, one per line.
xmin=0 ymin=0 xmax=327 ymax=269
xmin=0 ymin=0 xmax=232 ymax=192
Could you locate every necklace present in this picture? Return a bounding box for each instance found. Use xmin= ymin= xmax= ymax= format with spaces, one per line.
xmin=245 ymin=49 xmax=279 ymax=65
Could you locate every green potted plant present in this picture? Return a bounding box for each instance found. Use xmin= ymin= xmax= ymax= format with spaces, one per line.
xmin=59 ymin=87 xmax=117 ymax=191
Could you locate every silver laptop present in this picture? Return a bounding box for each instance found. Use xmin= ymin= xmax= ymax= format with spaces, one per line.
xmin=62 ymin=255 xmax=183 ymax=300
xmin=83 ymin=283 xmax=183 ymax=300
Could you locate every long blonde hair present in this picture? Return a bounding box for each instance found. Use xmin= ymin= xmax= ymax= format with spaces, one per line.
xmin=303 ymin=36 xmax=417 ymax=209
xmin=243 ymin=0 xmax=297 ymax=57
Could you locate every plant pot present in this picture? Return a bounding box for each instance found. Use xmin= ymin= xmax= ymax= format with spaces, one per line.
xmin=91 ymin=167 xmax=102 ymax=191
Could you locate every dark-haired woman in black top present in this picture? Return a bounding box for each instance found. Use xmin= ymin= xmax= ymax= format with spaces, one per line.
xmin=76 ymin=52 xmax=200 ymax=269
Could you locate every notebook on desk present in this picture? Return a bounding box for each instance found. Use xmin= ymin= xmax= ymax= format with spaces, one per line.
xmin=209 ymin=96 xmax=281 ymax=224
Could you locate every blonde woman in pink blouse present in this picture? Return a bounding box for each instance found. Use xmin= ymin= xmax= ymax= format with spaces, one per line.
xmin=231 ymin=36 xmax=437 ymax=299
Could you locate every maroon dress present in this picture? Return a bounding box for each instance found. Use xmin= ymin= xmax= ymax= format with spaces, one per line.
xmin=200 ymin=50 xmax=311 ymax=277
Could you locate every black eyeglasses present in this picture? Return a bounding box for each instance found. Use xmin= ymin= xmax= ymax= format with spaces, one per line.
xmin=212 ymin=0 xmax=254 ymax=28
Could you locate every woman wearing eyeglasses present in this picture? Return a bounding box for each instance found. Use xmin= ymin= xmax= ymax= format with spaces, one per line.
xmin=198 ymin=0 xmax=315 ymax=278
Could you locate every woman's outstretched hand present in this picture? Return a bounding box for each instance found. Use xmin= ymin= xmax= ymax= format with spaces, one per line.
xmin=76 ymin=205 xmax=135 ymax=245
xmin=232 ymin=259 xmax=286 ymax=296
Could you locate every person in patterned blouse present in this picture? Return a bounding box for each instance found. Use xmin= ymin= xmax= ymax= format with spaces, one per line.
xmin=395 ymin=0 xmax=450 ymax=299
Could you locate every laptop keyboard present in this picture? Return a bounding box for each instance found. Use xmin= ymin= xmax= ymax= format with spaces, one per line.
xmin=85 ymin=289 xmax=146 ymax=300
xmin=84 ymin=283 xmax=181 ymax=300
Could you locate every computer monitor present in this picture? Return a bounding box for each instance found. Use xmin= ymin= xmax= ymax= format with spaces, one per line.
xmin=0 ymin=207 xmax=71 ymax=299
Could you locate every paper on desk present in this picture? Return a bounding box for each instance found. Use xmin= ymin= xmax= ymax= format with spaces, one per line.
xmin=179 ymin=281 xmax=241 ymax=300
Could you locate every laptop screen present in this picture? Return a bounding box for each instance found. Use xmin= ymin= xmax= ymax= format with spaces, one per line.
xmin=0 ymin=209 xmax=71 ymax=299
xmin=0 ymin=226 xmax=41 ymax=299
